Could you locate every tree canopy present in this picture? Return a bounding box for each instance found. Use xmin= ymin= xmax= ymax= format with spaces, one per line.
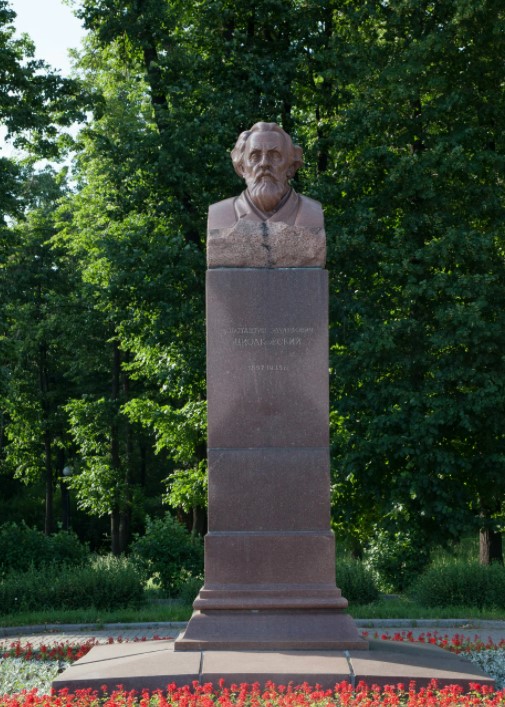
xmin=0 ymin=0 xmax=503 ymax=563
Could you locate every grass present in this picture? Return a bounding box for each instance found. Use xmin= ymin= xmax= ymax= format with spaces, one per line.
xmin=351 ymin=597 xmax=505 ymax=621
xmin=2 ymin=537 xmax=503 ymax=628
xmin=0 ymin=602 xmax=192 ymax=627
xmin=1 ymin=596 xmax=504 ymax=628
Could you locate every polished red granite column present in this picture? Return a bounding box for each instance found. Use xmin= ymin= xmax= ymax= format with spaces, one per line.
xmin=175 ymin=268 xmax=366 ymax=650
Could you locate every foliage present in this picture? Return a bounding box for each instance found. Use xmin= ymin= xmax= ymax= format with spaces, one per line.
xmin=0 ymin=523 xmax=88 ymax=576
xmin=363 ymin=527 xmax=431 ymax=593
xmin=5 ymin=632 xmax=505 ymax=698
xmin=410 ymin=561 xmax=505 ymax=610
xmin=0 ymin=556 xmax=143 ymax=613
xmin=123 ymin=399 xmax=207 ymax=513
xmin=176 ymin=574 xmax=204 ymax=605
xmin=0 ymin=168 xmax=86 ymax=534
xmin=2 ymin=0 xmax=505 ymax=559
xmin=0 ymin=604 xmax=191 ymax=627
xmin=335 ymin=558 xmax=379 ymax=605
xmin=130 ymin=513 xmax=203 ymax=593
xmin=0 ymin=658 xmax=71 ymax=696
xmin=64 ymin=398 xmax=130 ymax=518
xmin=0 ymin=0 xmax=84 ymax=222
xmin=329 ymin=0 xmax=505 ymax=556
xmin=1 ymin=639 xmax=100 ymax=662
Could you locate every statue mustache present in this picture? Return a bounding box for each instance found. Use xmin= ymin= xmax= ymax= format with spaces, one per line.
xmin=253 ymin=169 xmax=278 ymax=184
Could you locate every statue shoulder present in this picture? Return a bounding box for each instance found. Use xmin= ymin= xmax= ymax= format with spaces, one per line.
xmin=208 ymin=197 xmax=238 ymax=230
xmin=296 ymin=194 xmax=325 ymax=228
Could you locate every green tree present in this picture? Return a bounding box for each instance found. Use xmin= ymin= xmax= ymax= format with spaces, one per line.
xmin=62 ymin=0 xmax=332 ymax=535
xmin=0 ymin=0 xmax=84 ymax=220
xmin=0 ymin=168 xmax=84 ymax=534
xmin=56 ymin=33 xmax=203 ymax=547
xmin=0 ymin=0 xmax=89 ymax=534
xmin=327 ymin=0 xmax=505 ymax=565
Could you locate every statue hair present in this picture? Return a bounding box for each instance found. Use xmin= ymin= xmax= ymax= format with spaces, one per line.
xmin=230 ymin=122 xmax=304 ymax=179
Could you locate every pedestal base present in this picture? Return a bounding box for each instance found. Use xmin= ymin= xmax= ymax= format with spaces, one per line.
xmin=174 ymin=610 xmax=367 ymax=651
xmin=52 ymin=639 xmax=495 ymax=693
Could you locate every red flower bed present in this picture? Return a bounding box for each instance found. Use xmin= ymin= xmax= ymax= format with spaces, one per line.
xmin=2 ymin=631 xmax=503 ymax=664
xmin=1 ymin=633 xmax=504 ymax=705
xmin=1 ymin=637 xmax=174 ymax=663
xmin=0 ymin=679 xmax=504 ymax=707
xmin=362 ymin=630 xmax=505 ymax=654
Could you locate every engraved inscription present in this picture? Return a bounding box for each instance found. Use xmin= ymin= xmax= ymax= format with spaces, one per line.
xmin=248 ymin=364 xmax=289 ymax=372
xmin=233 ymin=336 xmax=302 ymax=347
xmin=272 ymin=327 xmax=314 ymax=334
xmin=221 ymin=325 xmax=316 ymax=373
xmin=225 ymin=327 xmax=267 ymax=334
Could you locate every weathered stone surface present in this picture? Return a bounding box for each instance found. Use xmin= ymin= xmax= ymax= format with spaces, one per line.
xmin=51 ymin=641 xmax=199 ymax=692
xmin=200 ymin=649 xmax=351 ymax=687
xmin=203 ymin=531 xmax=338 ymax=586
xmin=206 ymin=269 xmax=329 ymax=448
xmin=180 ymin=124 xmax=352 ymax=653
xmin=175 ymin=612 xmax=366 ymax=651
xmin=174 ymin=266 xmax=364 ymax=651
xmin=207 ymin=220 xmax=326 ymax=268
xmin=207 ymin=447 xmax=330 ymax=532
xmin=194 ymin=586 xmax=347 ymax=611
xmin=53 ymin=638 xmax=495 ymax=693
xmin=350 ymin=639 xmax=496 ymax=689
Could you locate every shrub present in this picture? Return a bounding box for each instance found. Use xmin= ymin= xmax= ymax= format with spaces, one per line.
xmin=131 ymin=513 xmax=203 ymax=594
xmin=0 ymin=522 xmax=88 ymax=575
xmin=177 ymin=574 xmax=204 ymax=605
xmin=409 ymin=560 xmax=505 ymax=609
xmin=0 ymin=555 xmax=143 ymax=613
xmin=335 ymin=558 xmax=380 ymax=604
xmin=47 ymin=531 xmax=89 ymax=566
xmin=363 ymin=527 xmax=431 ymax=593
xmin=0 ymin=522 xmax=47 ymax=574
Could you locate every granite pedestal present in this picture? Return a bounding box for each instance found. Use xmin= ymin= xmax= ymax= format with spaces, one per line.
xmin=53 ymin=638 xmax=495 ymax=693
xmin=175 ymin=268 xmax=365 ymax=651
xmin=52 ymin=268 xmax=495 ymax=693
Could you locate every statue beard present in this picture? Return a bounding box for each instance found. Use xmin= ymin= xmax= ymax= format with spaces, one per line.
xmin=246 ymin=174 xmax=289 ymax=214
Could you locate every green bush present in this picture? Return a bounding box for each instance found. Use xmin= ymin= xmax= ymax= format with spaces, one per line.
xmin=131 ymin=513 xmax=203 ymax=594
xmin=0 ymin=522 xmax=88 ymax=575
xmin=363 ymin=527 xmax=431 ymax=593
xmin=0 ymin=555 xmax=143 ymax=613
xmin=177 ymin=574 xmax=203 ymax=605
xmin=0 ymin=522 xmax=47 ymax=574
xmin=48 ymin=530 xmax=89 ymax=566
xmin=335 ymin=558 xmax=380 ymax=604
xmin=409 ymin=560 xmax=505 ymax=609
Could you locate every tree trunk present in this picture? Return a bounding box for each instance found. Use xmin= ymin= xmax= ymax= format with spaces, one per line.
xmin=111 ymin=341 xmax=122 ymax=555
xmin=44 ymin=431 xmax=53 ymax=535
xmin=479 ymin=527 xmax=503 ymax=565
xmin=111 ymin=507 xmax=121 ymax=556
xmin=57 ymin=448 xmax=70 ymax=531
xmin=139 ymin=440 xmax=147 ymax=488
xmin=61 ymin=479 xmax=71 ymax=532
xmin=192 ymin=506 xmax=207 ymax=537
xmin=40 ymin=338 xmax=53 ymax=536
xmin=119 ymin=509 xmax=131 ymax=554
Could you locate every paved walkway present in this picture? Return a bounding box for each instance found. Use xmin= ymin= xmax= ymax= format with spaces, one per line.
xmin=1 ymin=619 xmax=504 ymax=649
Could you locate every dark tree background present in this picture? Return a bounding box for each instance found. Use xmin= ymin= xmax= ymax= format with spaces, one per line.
xmin=1 ymin=0 xmax=503 ymax=564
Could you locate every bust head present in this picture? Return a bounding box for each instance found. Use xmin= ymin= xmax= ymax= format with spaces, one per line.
xmin=231 ymin=122 xmax=304 ymax=214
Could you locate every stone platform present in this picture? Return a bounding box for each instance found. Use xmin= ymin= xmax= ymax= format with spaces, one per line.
xmin=52 ymin=637 xmax=494 ymax=693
